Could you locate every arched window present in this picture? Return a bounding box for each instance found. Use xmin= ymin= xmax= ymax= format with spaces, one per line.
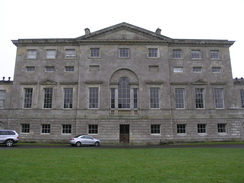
xmin=118 ymin=77 xmax=130 ymax=108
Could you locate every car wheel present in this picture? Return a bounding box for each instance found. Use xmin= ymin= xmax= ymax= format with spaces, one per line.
xmin=5 ymin=140 xmax=14 ymax=147
xmin=94 ymin=142 xmax=100 ymax=147
xmin=76 ymin=142 xmax=81 ymax=147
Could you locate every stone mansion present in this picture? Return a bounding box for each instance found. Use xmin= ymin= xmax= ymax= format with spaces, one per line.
xmin=0 ymin=22 xmax=243 ymax=144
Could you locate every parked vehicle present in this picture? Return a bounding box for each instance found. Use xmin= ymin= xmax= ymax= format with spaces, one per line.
xmin=0 ymin=130 xmax=19 ymax=147
xmin=70 ymin=135 xmax=101 ymax=147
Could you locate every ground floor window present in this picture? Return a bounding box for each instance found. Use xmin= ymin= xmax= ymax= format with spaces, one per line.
xmin=197 ymin=124 xmax=206 ymax=133
xmin=240 ymin=90 xmax=244 ymax=108
xmin=151 ymin=124 xmax=160 ymax=134
xmin=217 ymin=124 xmax=227 ymax=133
xmin=177 ymin=124 xmax=186 ymax=134
xmin=88 ymin=125 xmax=98 ymax=134
xmin=41 ymin=124 xmax=51 ymax=134
xmin=21 ymin=124 xmax=30 ymax=133
xmin=62 ymin=124 xmax=71 ymax=134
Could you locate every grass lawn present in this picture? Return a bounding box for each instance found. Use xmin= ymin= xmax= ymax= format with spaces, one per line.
xmin=0 ymin=147 xmax=243 ymax=183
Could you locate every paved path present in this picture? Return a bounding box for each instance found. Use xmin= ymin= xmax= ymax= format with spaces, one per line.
xmin=1 ymin=143 xmax=244 ymax=149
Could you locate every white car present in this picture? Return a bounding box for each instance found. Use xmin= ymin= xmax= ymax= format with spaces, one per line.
xmin=0 ymin=130 xmax=19 ymax=147
xmin=70 ymin=135 xmax=101 ymax=147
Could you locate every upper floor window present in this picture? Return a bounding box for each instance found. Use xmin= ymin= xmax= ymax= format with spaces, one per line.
xmin=212 ymin=67 xmax=221 ymax=73
xmin=65 ymin=66 xmax=74 ymax=72
xmin=214 ymin=88 xmax=224 ymax=109
xmin=173 ymin=67 xmax=183 ymax=73
xmin=150 ymin=87 xmax=159 ymax=109
xmin=27 ymin=49 xmax=37 ymax=59
xmin=0 ymin=90 xmax=6 ymax=109
xmin=65 ymin=49 xmax=76 ymax=59
xmin=90 ymin=48 xmax=100 ymax=58
xmin=210 ymin=50 xmax=219 ymax=59
xmin=148 ymin=48 xmax=158 ymax=58
xmin=89 ymin=87 xmax=99 ymax=108
xmin=172 ymin=49 xmax=182 ymax=59
xmin=240 ymin=90 xmax=244 ymax=108
xmin=26 ymin=66 xmax=35 ymax=72
xmin=45 ymin=66 xmax=54 ymax=72
xmin=175 ymin=88 xmax=185 ymax=109
xmin=23 ymin=88 xmax=33 ymax=108
xmin=63 ymin=88 xmax=73 ymax=109
xmin=195 ymin=88 xmax=204 ymax=109
xmin=191 ymin=50 xmax=201 ymax=59
xmin=43 ymin=88 xmax=53 ymax=108
xmin=118 ymin=77 xmax=130 ymax=108
xmin=119 ymin=48 xmax=129 ymax=58
xmin=46 ymin=49 xmax=56 ymax=59
xmin=193 ymin=67 xmax=202 ymax=73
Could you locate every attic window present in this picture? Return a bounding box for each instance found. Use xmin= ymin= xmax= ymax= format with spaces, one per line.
xmin=90 ymin=48 xmax=100 ymax=58
xmin=65 ymin=49 xmax=76 ymax=59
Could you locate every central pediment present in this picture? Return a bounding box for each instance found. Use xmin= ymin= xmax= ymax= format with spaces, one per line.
xmin=76 ymin=22 xmax=172 ymax=41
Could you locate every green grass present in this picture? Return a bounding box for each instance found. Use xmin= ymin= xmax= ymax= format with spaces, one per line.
xmin=0 ymin=148 xmax=243 ymax=183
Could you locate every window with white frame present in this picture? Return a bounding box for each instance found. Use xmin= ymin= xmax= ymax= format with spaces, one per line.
xmin=172 ymin=49 xmax=182 ymax=59
xmin=214 ymin=88 xmax=224 ymax=108
xmin=197 ymin=124 xmax=206 ymax=133
xmin=21 ymin=124 xmax=30 ymax=133
xmin=43 ymin=88 xmax=53 ymax=108
xmin=26 ymin=66 xmax=35 ymax=72
xmin=23 ymin=88 xmax=33 ymax=108
xmin=217 ymin=124 xmax=226 ymax=133
xmin=45 ymin=66 xmax=54 ymax=72
xmin=63 ymin=88 xmax=73 ymax=109
xmin=65 ymin=49 xmax=75 ymax=59
xmin=90 ymin=48 xmax=100 ymax=58
xmin=191 ymin=50 xmax=201 ymax=59
xmin=118 ymin=77 xmax=130 ymax=108
xmin=27 ymin=49 xmax=37 ymax=59
xmin=119 ymin=48 xmax=129 ymax=58
xmin=177 ymin=124 xmax=186 ymax=134
xmin=41 ymin=124 xmax=51 ymax=134
xmin=195 ymin=88 xmax=204 ymax=109
xmin=46 ymin=49 xmax=56 ymax=59
xmin=193 ymin=67 xmax=202 ymax=73
xmin=150 ymin=87 xmax=159 ymax=108
xmin=212 ymin=67 xmax=221 ymax=73
xmin=89 ymin=87 xmax=99 ymax=108
xmin=62 ymin=124 xmax=71 ymax=134
xmin=0 ymin=90 xmax=6 ymax=109
xmin=210 ymin=50 xmax=219 ymax=59
xmin=241 ymin=90 xmax=244 ymax=108
xmin=148 ymin=48 xmax=158 ymax=58
xmin=65 ymin=66 xmax=74 ymax=72
xmin=175 ymin=88 xmax=185 ymax=109
xmin=88 ymin=125 xmax=98 ymax=134
xmin=151 ymin=124 xmax=160 ymax=134
xmin=173 ymin=67 xmax=183 ymax=73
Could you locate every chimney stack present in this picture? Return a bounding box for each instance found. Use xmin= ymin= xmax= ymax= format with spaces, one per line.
xmin=156 ymin=28 xmax=161 ymax=35
xmin=85 ymin=28 xmax=90 ymax=35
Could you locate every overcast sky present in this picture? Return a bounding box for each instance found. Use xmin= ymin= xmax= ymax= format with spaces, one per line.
xmin=0 ymin=0 xmax=243 ymax=79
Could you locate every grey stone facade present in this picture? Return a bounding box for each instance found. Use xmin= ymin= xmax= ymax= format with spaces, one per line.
xmin=0 ymin=22 xmax=243 ymax=144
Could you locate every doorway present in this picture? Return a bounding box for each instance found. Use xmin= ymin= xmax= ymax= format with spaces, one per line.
xmin=120 ymin=125 xmax=130 ymax=144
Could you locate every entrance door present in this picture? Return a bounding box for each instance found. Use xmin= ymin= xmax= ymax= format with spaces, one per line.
xmin=120 ymin=125 xmax=130 ymax=144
